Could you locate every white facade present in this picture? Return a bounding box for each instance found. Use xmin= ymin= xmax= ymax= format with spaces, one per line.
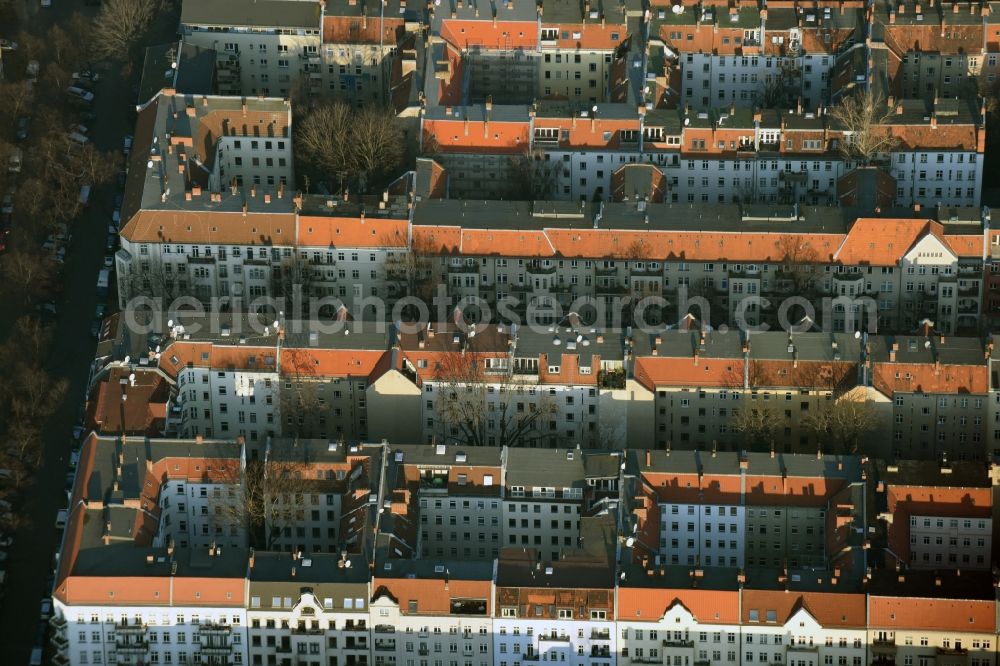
xmin=741 ymin=607 xmax=866 ymax=666
xmin=51 ymin=602 xmax=249 ymax=666
xmin=619 ymin=602 xmax=741 ymax=666
xmin=493 ymin=617 xmax=616 ymax=666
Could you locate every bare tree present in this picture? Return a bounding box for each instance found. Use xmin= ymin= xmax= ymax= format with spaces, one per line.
xmin=297 ymin=102 xmax=404 ymax=192
xmin=728 ymin=405 xmax=780 ymax=450
xmin=91 ymin=0 xmax=156 ymax=60
xmin=351 ymin=106 xmax=405 ymax=189
xmin=215 ymin=459 xmax=313 ymax=549
xmin=802 ymin=397 xmax=879 ymax=454
xmin=383 ymin=231 xmax=436 ymax=310
xmin=509 ymin=148 xmax=562 ymax=200
xmin=1 ymin=238 xmax=57 ymax=302
xmin=432 ymin=351 xmax=558 ymax=447
xmin=827 ymin=90 xmax=898 ymax=164
xmin=0 ymin=82 xmax=34 ymax=122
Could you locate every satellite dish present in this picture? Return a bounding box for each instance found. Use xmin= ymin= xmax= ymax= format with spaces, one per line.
xmin=344 ymin=560 xmax=352 ymax=568
xmin=625 ymin=537 xmax=635 ymax=547
xmin=854 ymin=331 xmax=861 ymax=339
xmin=924 ymin=340 xmax=931 ymax=349
xmin=591 ymin=105 xmax=598 ymax=113
xmin=272 ymin=320 xmax=280 ymax=329
xmin=129 ymin=373 xmax=136 ymax=382
xmin=672 ymin=3 xmax=683 ymax=13
xmin=123 ymin=355 xmax=130 ymax=365
xmin=167 ymin=319 xmax=174 ymax=328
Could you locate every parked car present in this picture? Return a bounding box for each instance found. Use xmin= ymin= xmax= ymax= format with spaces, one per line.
xmin=25 ymin=60 xmax=39 ymax=82
xmin=16 ymin=117 xmax=29 ymax=141
xmin=123 ymin=134 xmax=133 ymax=155
xmin=79 ymin=185 xmax=92 ymax=206
xmin=54 ymin=509 xmax=68 ymax=529
xmin=7 ymin=148 xmax=22 ymax=174
xmin=105 ymin=233 xmax=116 ymax=252
xmin=0 ymin=535 xmax=12 ymax=548
xmin=103 ymin=255 xmax=114 ymax=269
xmin=73 ymin=69 xmax=99 ymax=83
xmin=68 ymin=131 xmax=89 ymax=145
xmin=39 ymin=598 xmax=52 ymax=620
xmin=66 ymin=86 xmax=93 ymax=103
xmin=69 ymin=451 xmax=80 ymax=469
xmin=0 ymin=39 xmax=18 ymax=50
xmin=1 ymin=188 xmax=13 ymax=220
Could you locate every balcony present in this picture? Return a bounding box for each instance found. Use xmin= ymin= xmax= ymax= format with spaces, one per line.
xmin=591 ymin=647 xmax=612 ymax=658
xmin=374 ymin=625 xmax=395 ymax=634
xmin=448 ymin=262 xmax=479 ymax=274
xmin=595 ymin=266 xmax=618 ymax=276
xmin=936 ymin=647 xmax=968 ymax=657
xmin=596 ymin=283 xmax=629 ymax=295
xmin=662 ymin=639 xmax=694 ymax=648
xmin=787 ymin=643 xmax=819 ymax=653
xmin=632 ymin=658 xmax=661 ymax=665
xmin=292 ymin=624 xmax=325 ymax=635
xmin=418 ymin=647 xmax=430 ymax=656
xmin=200 ymin=624 xmax=232 ymax=636
xmin=115 ymin=640 xmax=149 ymax=654
xmin=591 ymin=629 xmax=611 ymax=640
xmin=539 ymin=633 xmax=571 ymax=642
xmin=523 ymin=654 xmax=541 ymax=662
xmin=872 ymin=639 xmax=897 ymax=653
xmin=116 ymin=622 xmax=147 ymax=634
xmin=375 ymin=640 xmax=397 ymax=651
xmin=200 ymin=644 xmax=233 ymax=655
xmin=526 ymin=262 xmax=557 ymax=275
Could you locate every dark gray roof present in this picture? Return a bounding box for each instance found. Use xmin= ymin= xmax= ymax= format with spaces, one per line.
xmin=181 ymin=0 xmax=322 ymax=28
xmin=505 ymin=448 xmax=587 ymax=489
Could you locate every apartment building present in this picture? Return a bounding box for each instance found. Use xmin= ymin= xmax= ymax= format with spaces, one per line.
xmin=370 ymin=562 xmax=494 ymax=666
xmin=419 ymin=96 xmax=986 ymax=207
xmin=86 ymin=365 xmax=173 ymax=437
xmin=117 ymin=90 xmax=295 ymax=308
xmin=869 ymin=332 xmax=991 ymax=459
xmin=867 ymin=569 xmax=997 ymax=666
xmin=872 ymin=0 xmax=994 ymax=103
xmin=492 ymin=533 xmax=618 ymax=666
xmin=648 ymin=1 xmax=866 ymax=111
xmin=247 ymin=551 xmax=371 ymax=666
xmin=399 ymin=445 xmax=506 ymax=560
xmin=633 ymin=450 xmax=864 ymax=571
xmin=52 ymin=435 xmax=251 ymax=666
xmin=740 ymin=590 xmax=867 ymax=666
xmin=264 ymin=438 xmax=380 ymax=554
xmin=502 ymin=449 xmax=586 ymax=562
xmin=873 ymin=459 xmax=995 ymax=570
xmin=617 ymin=584 xmax=742 ymax=666
xmin=52 ymin=435 xmax=1000 ymax=666
xmin=180 ymin=0 xmax=323 ymax=97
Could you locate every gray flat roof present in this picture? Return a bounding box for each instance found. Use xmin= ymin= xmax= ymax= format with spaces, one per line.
xmin=181 ymin=0 xmax=322 ymax=28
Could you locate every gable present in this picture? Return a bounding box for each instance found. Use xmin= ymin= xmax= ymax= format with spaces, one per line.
xmin=902 ymin=233 xmax=957 ymax=265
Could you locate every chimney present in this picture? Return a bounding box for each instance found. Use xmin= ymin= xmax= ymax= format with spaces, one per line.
xmin=889 ymin=349 xmax=896 ymax=362
xmin=242 ymin=200 xmax=248 ymax=217
xmin=914 ymin=203 xmax=922 ymax=213
xmin=249 ymin=548 xmax=255 ymax=570
xmin=930 ymin=114 xmax=937 ymax=129
xmin=889 ymin=10 xmax=895 ymax=23
xmin=195 ymin=435 xmax=204 ymax=445
xmin=185 ymin=106 xmax=196 ymax=118
xmin=264 ymin=193 xmax=271 ymax=204
xmin=192 ymin=185 xmax=202 ymax=197
xmin=645 ymin=450 xmax=651 ymax=467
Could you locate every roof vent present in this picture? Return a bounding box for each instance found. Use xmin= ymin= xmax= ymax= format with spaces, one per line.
xmin=435 ymin=443 xmax=446 ymax=455
xmin=455 ymin=453 xmax=467 ymax=463
xmin=544 ymin=566 xmax=554 ymax=575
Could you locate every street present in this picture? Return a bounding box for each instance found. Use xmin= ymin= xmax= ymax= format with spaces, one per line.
xmin=0 ymin=1 xmax=180 ymax=662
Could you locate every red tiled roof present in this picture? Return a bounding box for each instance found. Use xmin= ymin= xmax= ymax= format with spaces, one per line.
xmin=617 ymin=588 xmax=740 ymax=624
xmin=869 ymin=596 xmax=996 ymax=632
xmin=741 ymin=590 xmax=866 ymax=627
